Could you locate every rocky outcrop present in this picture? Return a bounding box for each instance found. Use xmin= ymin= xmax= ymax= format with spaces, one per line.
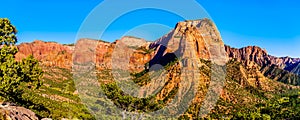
xmin=0 ymin=102 xmax=39 ymax=120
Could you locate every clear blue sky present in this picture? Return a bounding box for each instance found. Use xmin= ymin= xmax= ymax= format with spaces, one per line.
xmin=0 ymin=0 xmax=299 ymax=57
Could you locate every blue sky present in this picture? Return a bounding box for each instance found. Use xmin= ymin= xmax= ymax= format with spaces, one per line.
xmin=0 ymin=0 xmax=299 ymax=57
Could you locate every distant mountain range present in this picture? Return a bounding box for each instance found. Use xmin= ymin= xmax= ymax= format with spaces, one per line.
xmin=15 ymin=20 xmax=300 ymax=86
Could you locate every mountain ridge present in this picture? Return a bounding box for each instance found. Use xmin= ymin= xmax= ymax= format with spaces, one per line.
xmin=225 ymin=45 xmax=300 ymax=75
xmin=10 ymin=18 xmax=300 ymax=119
xmin=15 ymin=34 xmax=300 ymax=86
xmin=16 ymin=39 xmax=300 ymax=73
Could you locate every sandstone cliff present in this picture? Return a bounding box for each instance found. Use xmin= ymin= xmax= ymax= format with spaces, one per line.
xmin=15 ymin=40 xmax=73 ymax=69
xmin=73 ymin=37 xmax=153 ymax=72
xmin=225 ymin=45 xmax=300 ymax=72
xmin=150 ymin=18 xmax=228 ymax=66
xmin=225 ymin=45 xmax=300 ymax=85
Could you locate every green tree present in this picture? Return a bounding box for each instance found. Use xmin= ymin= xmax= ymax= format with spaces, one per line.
xmin=0 ymin=18 xmax=42 ymax=101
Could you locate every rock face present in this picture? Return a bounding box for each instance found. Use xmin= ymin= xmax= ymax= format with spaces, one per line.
xmin=225 ymin=45 xmax=268 ymax=66
xmin=15 ymin=40 xmax=73 ymax=69
xmin=73 ymin=37 xmax=153 ymax=72
xmin=225 ymin=45 xmax=300 ymax=75
xmin=225 ymin=45 xmax=300 ymax=85
xmin=0 ymin=102 xmax=39 ymax=120
xmin=16 ymin=38 xmax=153 ymax=72
xmin=150 ymin=19 xmax=228 ymax=66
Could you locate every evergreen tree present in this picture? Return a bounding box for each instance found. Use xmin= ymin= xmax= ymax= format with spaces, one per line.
xmin=0 ymin=18 xmax=42 ymax=101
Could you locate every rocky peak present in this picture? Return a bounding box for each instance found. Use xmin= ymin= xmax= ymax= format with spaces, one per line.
xmin=150 ymin=18 xmax=228 ymax=66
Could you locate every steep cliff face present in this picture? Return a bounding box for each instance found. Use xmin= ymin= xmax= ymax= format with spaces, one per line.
xmin=225 ymin=45 xmax=300 ymax=85
xmin=73 ymin=37 xmax=153 ymax=72
xmin=15 ymin=38 xmax=152 ymax=72
xmin=225 ymin=45 xmax=300 ymax=73
xmin=147 ymin=19 xmax=228 ymax=110
xmin=150 ymin=19 xmax=228 ymax=66
xmin=15 ymin=40 xmax=73 ymax=69
xmin=225 ymin=45 xmax=268 ymax=66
